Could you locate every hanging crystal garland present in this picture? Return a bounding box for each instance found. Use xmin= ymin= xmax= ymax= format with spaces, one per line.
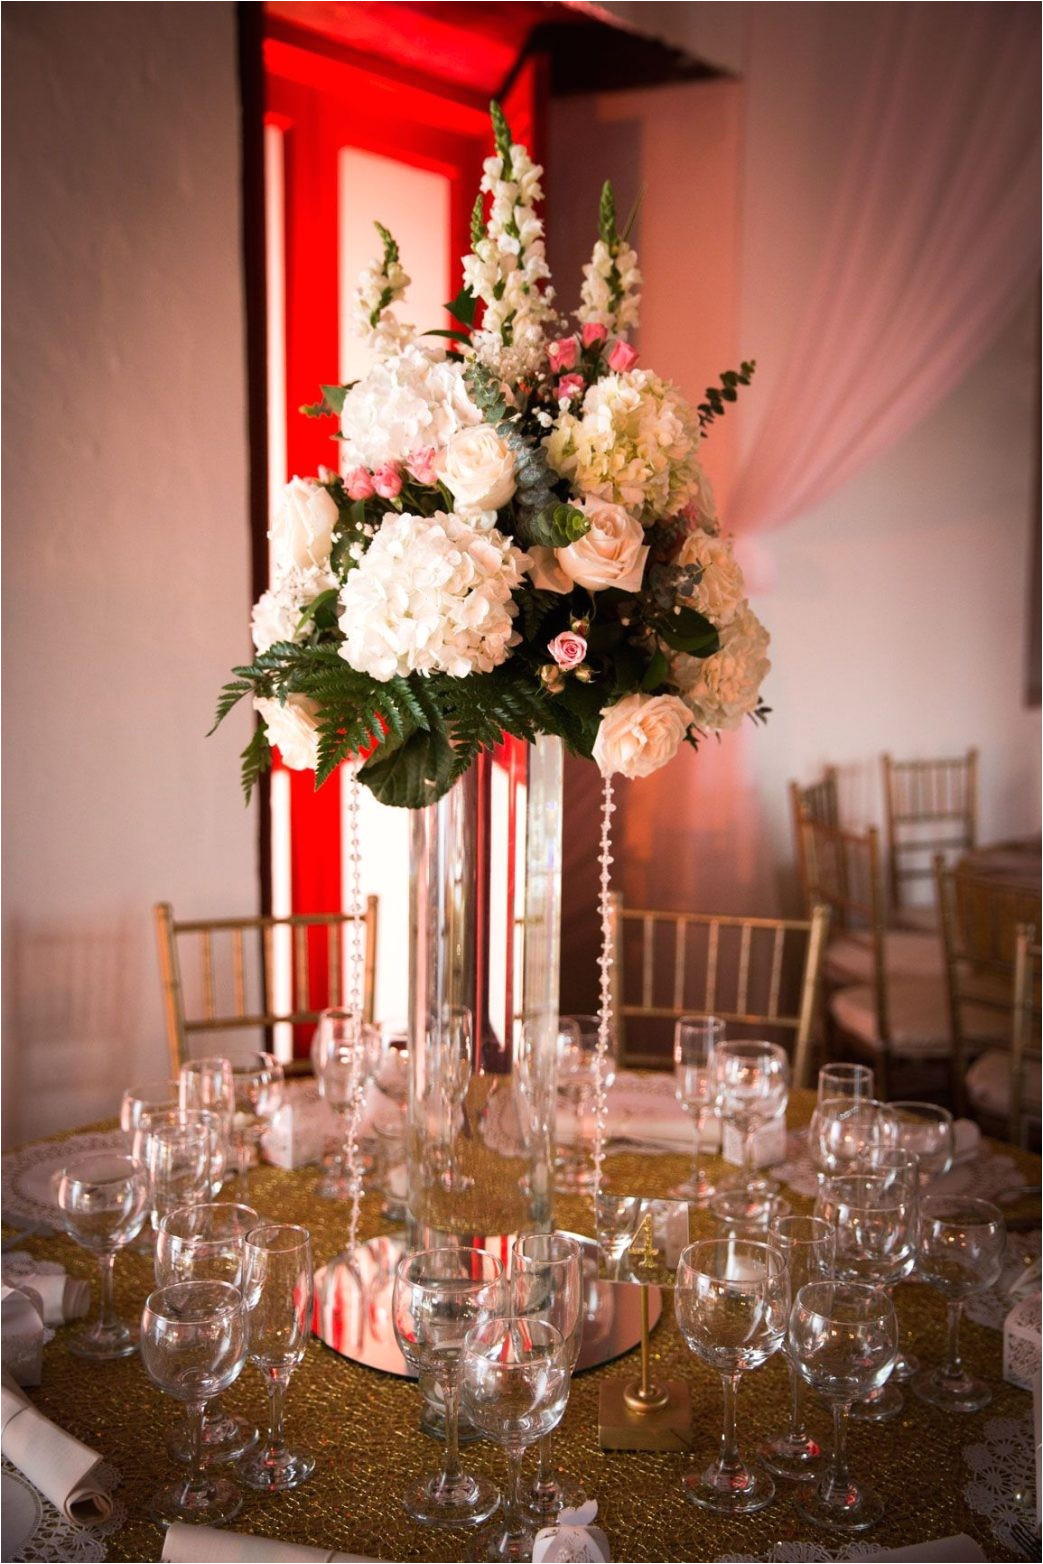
xmin=591 ymin=774 xmax=616 ymax=1207
xmin=342 ymin=760 xmax=368 ymax=1258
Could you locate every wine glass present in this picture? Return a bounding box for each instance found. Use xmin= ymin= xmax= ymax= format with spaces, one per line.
xmin=594 ymin=1192 xmax=643 ymax=1281
xmin=807 ymin=1097 xmax=897 ymax=1177
xmin=56 ymin=1152 xmax=148 ymax=1359
xmin=556 ymin=1015 xmax=615 ymax=1191
xmin=179 ymin=1056 xmax=235 ymax=1136
xmin=139 ymin=1120 xmax=214 ymax=1232
xmin=674 ymin=1237 xmax=789 ymax=1513
xmin=120 ymin=1079 xmax=179 ymax=1137
xmin=789 ymin=1280 xmax=897 ymax=1532
xmin=888 ymin=1101 xmax=955 ymax=1183
xmin=391 ymin=1246 xmax=505 ymax=1526
xmin=313 ymin=1009 xmax=380 ymax=1200
xmin=913 ymin=1196 xmax=1006 ymax=1412
xmin=460 ymin=1317 xmax=570 ymax=1561
xmin=513 ymin=1232 xmax=584 ymax=1521
xmin=140 ymin=1280 xmax=246 ymax=1524
xmin=238 ymin=1223 xmax=316 ymax=1490
xmin=760 ymin=1214 xmax=835 ymax=1481
xmin=154 ymin=1202 xmax=260 ymax=1465
xmin=671 ymin=1016 xmax=725 ymax=1202
xmin=815 ymin=1171 xmax=917 ymax=1421
xmin=816 ymin=1062 xmax=874 ymax=1105
xmin=711 ymin=1039 xmax=789 ymax=1203
xmin=226 ymin=1051 xmax=284 ymax=1200
xmin=848 ymin=1144 xmax=922 ymax=1381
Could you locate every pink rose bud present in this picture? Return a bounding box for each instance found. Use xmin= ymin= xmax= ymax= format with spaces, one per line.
xmin=556 ymin=373 xmax=585 ymax=402
xmin=607 ymin=340 xmax=639 ymax=373
xmin=406 ymin=446 xmax=438 ymax=486
xmin=345 ymin=466 xmax=375 ymax=501
xmin=547 ymin=336 xmax=579 ymax=373
xmin=582 ymin=322 xmax=608 ymax=348
xmin=372 ymin=462 xmax=403 ymax=499
xmin=547 ymin=631 xmax=588 ymax=671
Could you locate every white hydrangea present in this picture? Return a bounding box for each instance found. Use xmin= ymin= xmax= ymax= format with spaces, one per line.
xmin=577 ymin=237 xmax=642 ymax=337
xmin=545 ymin=369 xmax=702 ymax=524
xmin=672 ymin=604 xmax=771 ymax=731
xmin=463 ymin=141 xmax=555 ymax=382
xmin=337 ymin=510 xmax=530 ymax=682
xmin=676 ymin=529 xmax=747 ymax=628
xmin=251 ymin=563 xmax=337 ymax=654
xmin=339 ymin=343 xmax=481 ymax=471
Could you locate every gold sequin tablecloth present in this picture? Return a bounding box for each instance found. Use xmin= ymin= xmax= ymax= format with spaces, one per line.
xmin=3 ymin=1092 xmax=1040 ymax=1564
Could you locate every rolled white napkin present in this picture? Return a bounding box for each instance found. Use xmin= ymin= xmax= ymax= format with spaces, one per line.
xmin=0 ymin=1368 xmax=112 ymax=1524
xmin=161 ymin=1523 xmax=375 ymax=1562
xmin=1 ymin=1253 xmax=90 ymax=1326
xmin=859 ymin=1536 xmax=985 ymax=1561
xmin=1 ymin=1285 xmax=47 ymax=1387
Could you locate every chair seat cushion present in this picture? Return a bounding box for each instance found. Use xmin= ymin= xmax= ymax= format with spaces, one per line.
xmin=830 ymin=975 xmax=1004 ymax=1059
xmin=966 ymin=1047 xmax=1042 ymax=1122
xmin=895 ymin=905 xmax=939 ymax=934
xmin=825 ymin=930 xmax=943 ymax=986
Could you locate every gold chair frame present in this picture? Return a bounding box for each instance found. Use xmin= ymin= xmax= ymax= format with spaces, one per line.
xmin=1010 ymin=925 xmax=1042 ymax=1149
xmin=789 ymin=768 xmax=840 ymax=913
xmin=607 ymin=892 xmax=831 ymax=1087
xmin=883 ymin=749 xmax=977 ymax=917
xmin=154 ymin=900 xmax=378 ymax=1074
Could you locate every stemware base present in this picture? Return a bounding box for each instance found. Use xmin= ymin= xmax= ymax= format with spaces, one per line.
xmin=682 ymin=1461 xmax=775 ymax=1514
xmin=796 ymin=1479 xmax=884 ymax=1533
xmin=850 ymin=1379 xmax=903 ymax=1422
xmin=912 ymin=1364 xmax=992 ymax=1413
xmin=473 ymin=1525 xmax=535 ymax=1562
xmin=403 ymin=1469 xmax=499 ymax=1528
xmin=893 ymin=1348 xmax=919 ymax=1382
xmin=238 ymin=1445 xmax=316 ymax=1492
xmin=668 ymin=1176 xmax=715 ymax=1205
xmin=168 ymin=1410 xmax=258 ymax=1467
xmin=524 ymin=1471 xmax=586 ymax=1523
xmin=148 ymin=1475 xmax=243 ymax=1527
xmin=68 ymin=1320 xmax=139 ymax=1360
xmin=759 ymin=1428 xmax=828 ymax=1482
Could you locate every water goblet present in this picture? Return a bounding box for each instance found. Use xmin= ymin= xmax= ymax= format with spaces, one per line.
xmin=460 ymin=1317 xmax=570 ymax=1562
xmin=135 ymin=1106 xmax=228 ymax=1201
xmin=56 ymin=1152 xmax=148 ymax=1359
xmin=140 ymin=1120 xmax=213 ymax=1232
xmin=816 ymin=1062 xmax=874 ymax=1105
xmin=913 ymin=1196 xmax=1006 ymax=1412
xmin=514 ymin=1232 xmax=584 ymax=1521
xmin=556 ymin=1015 xmax=615 ymax=1191
xmin=670 ymin=1015 xmax=725 ymax=1203
xmin=807 ymin=1097 xmax=897 ymax=1177
xmin=154 ymin=1202 xmax=260 ymax=1465
xmin=760 ymin=1214 xmax=836 ymax=1481
xmin=711 ymin=1040 xmax=789 ymax=1195
xmin=815 ymin=1171 xmax=916 ymax=1420
xmin=140 ymin=1280 xmax=246 ymax=1524
xmin=709 ymin=1182 xmax=790 ymax=1238
xmin=888 ymin=1101 xmax=955 ymax=1183
xmin=238 ymin=1222 xmax=316 ymax=1490
xmin=674 ymin=1236 xmax=789 ymax=1513
xmin=392 ymin=1246 xmax=505 ymax=1526
xmin=120 ymin=1079 xmax=179 ymax=1137
xmin=789 ymin=1280 xmax=897 ymax=1532
xmin=226 ymin=1050 xmax=284 ymax=1200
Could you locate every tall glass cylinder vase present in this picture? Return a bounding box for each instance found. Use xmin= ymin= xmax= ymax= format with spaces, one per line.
xmin=407 ymin=735 xmax=563 ymax=1249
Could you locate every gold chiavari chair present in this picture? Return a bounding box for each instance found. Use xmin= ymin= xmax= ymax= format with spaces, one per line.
xmin=606 ymin=893 xmax=831 ymax=1088
xmin=789 ymin=767 xmax=839 ymax=910
xmin=882 ymin=748 xmax=978 ymax=930
xmin=964 ymin=926 xmax=1041 ymax=1150
xmin=800 ymin=819 xmax=955 ymax=1103
xmin=936 ymin=859 xmax=1040 ymax=1128
xmin=153 ymin=900 xmax=379 ymax=1075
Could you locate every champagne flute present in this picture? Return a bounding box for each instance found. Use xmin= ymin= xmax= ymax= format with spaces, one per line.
xmin=760 ymin=1214 xmax=835 ymax=1481
xmin=674 ymin=1237 xmax=789 ymax=1513
xmin=392 ymin=1246 xmax=505 ymax=1526
xmin=180 ymin=1057 xmax=235 ymax=1187
xmin=514 ymin=1232 xmax=584 ymax=1521
xmin=460 ymin=1317 xmax=570 ymax=1562
xmin=671 ymin=1016 xmax=725 ymax=1202
xmin=226 ymin=1050 xmax=284 ymax=1200
xmin=913 ymin=1196 xmax=1006 ymax=1412
xmin=140 ymin=1280 xmax=246 ymax=1524
xmin=154 ymin=1201 xmax=260 ymax=1465
xmin=711 ymin=1040 xmax=789 ymax=1198
xmin=239 ymin=1223 xmax=316 ymax=1490
xmin=790 ymin=1280 xmax=897 ymax=1532
xmin=56 ymin=1152 xmax=148 ymax=1359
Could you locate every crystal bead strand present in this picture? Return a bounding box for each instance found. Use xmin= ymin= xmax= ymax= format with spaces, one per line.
xmin=591 ymin=773 xmax=616 ymax=1207
xmin=343 ymin=762 xmax=367 ymax=1257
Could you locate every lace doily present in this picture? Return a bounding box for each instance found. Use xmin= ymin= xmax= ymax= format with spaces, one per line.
xmin=716 ymin=1543 xmax=887 ymax=1561
xmin=962 ymin=1413 xmax=1037 ymax=1555
xmin=775 ymin=1128 xmax=1028 ymax=1205
xmin=0 ymin=1459 xmax=125 ymax=1563
xmin=1 ymin=1132 xmax=128 ymax=1231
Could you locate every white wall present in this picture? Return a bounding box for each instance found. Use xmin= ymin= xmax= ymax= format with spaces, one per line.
xmin=1 ymin=2 xmax=256 ymax=1143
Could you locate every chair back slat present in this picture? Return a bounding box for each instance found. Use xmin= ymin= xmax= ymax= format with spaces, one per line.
xmin=883 ymin=749 xmax=978 ymax=907
xmin=1010 ymin=927 xmax=1042 ymax=1148
xmin=201 ymin=932 xmax=216 ymax=1021
xmin=232 ymin=928 xmax=246 ymax=1017
xmin=790 ymin=768 xmax=839 ymax=911
xmin=736 ymin=922 xmax=752 ymax=1016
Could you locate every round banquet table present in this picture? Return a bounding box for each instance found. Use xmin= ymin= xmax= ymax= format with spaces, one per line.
xmin=2 ymin=1091 xmax=1040 ymax=1564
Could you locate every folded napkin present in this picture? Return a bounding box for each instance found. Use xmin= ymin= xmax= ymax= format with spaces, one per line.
xmin=1 ymin=1285 xmax=48 ymax=1387
xmin=859 ymin=1536 xmax=986 ymax=1561
xmin=0 ymin=1368 xmax=112 ymax=1523
xmin=558 ymin=1074 xmax=707 ymax=1151
xmin=2 ymin=1253 xmax=90 ymax=1326
xmin=534 ymin=1502 xmax=611 ymax=1562
xmin=161 ymin=1523 xmax=375 ymax=1562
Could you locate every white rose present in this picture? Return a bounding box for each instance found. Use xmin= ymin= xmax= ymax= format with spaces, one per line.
xmin=254 ymin=694 xmax=321 ymax=771
xmin=440 ymin=425 xmax=517 ymax=513
xmin=270 ymin=478 xmax=338 ymax=574
xmin=557 ymin=497 xmax=649 ymax=594
xmin=592 ymin=692 xmax=692 ymax=780
xmin=676 ymin=530 xmax=746 ymax=627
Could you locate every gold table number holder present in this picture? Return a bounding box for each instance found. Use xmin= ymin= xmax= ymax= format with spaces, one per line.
xmin=598 ymin=1216 xmax=691 ymax=1451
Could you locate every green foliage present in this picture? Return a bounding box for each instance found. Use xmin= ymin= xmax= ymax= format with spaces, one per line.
xmin=656 ymin=605 xmax=720 ymax=657
xmin=640 ymin=648 xmax=669 ymax=692
xmin=464 ymin=360 xmax=511 ymax=426
xmin=517 ymin=587 xmax=561 ymax=642
xmin=301 ymin=382 xmax=351 ymax=419
xmin=470 ymin=192 xmax=485 ymax=250
xmin=374 ymin=221 xmax=399 ymax=266
xmin=446 ymin=285 xmax=478 ymax=328
xmin=697 ymin=361 xmax=757 ymax=431
xmin=598 ymin=180 xmax=618 ymax=248
xmin=240 ymin=724 xmax=272 ymax=802
xmin=489 ymin=100 xmax=513 ymax=172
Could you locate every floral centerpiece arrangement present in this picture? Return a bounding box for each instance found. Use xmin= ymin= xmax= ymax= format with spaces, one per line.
xmin=214 ymin=104 xmax=769 ymax=808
